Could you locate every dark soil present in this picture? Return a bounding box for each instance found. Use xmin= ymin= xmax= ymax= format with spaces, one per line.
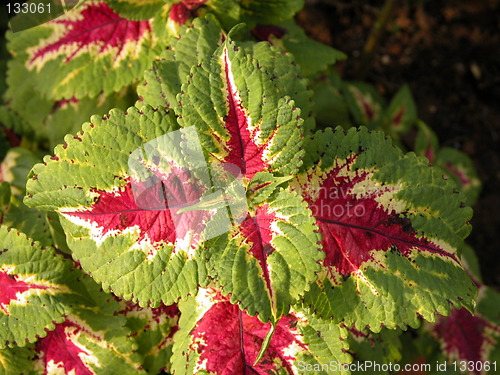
xmin=299 ymin=0 xmax=500 ymax=287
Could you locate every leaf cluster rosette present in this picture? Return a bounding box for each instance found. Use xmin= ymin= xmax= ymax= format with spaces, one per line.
xmin=0 ymin=0 xmax=488 ymax=371
xmin=20 ymin=16 xmax=480 ymax=373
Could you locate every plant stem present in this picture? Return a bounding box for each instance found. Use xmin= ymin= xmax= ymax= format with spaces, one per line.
xmin=357 ymin=0 xmax=397 ymax=79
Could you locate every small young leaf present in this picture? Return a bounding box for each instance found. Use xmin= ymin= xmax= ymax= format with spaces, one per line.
xmin=414 ymin=120 xmax=439 ymax=163
xmin=276 ymin=20 xmax=347 ymax=77
xmin=384 ymin=84 xmax=417 ymax=135
xmin=247 ymin=171 xmax=293 ymax=205
xmin=342 ymin=82 xmax=385 ymax=127
xmin=206 ymin=0 xmax=305 ymax=30
xmin=414 ymin=121 xmax=480 ymax=206
xmin=310 ymin=70 xmax=351 ymax=128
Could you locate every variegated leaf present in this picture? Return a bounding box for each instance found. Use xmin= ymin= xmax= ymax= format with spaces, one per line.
xmin=428 ymin=285 xmax=500 ymax=375
xmin=177 ymin=38 xmax=304 ymax=180
xmin=383 ymin=84 xmax=417 ymax=135
xmin=432 ymin=308 xmax=498 ymax=375
xmin=25 ymin=106 xmax=208 ymax=307
xmin=342 ymin=82 xmax=385 ymax=127
xmin=414 ymin=120 xmax=439 ymax=163
xmin=7 ymin=0 xmax=78 ymax=33
xmin=0 ymin=107 xmax=25 ymax=147
xmin=171 ymin=288 xmax=351 ymax=375
xmin=414 ymin=122 xmax=481 ymax=206
xmin=0 ymin=226 xmax=73 ymax=348
xmin=6 ymin=53 xmax=136 ymax=147
xmin=0 ymin=147 xmax=40 ymax=196
xmin=7 ymin=1 xmax=169 ymax=100
xmin=117 ymin=300 xmax=180 ymax=374
xmin=167 ymin=0 xmax=208 ymax=31
xmin=397 ymin=248 xmax=499 ymax=374
xmin=165 ymin=0 xmax=305 ymax=32
xmin=435 ymin=147 xmax=482 ymax=206
xmin=172 ymin=37 xmax=321 ymax=320
xmin=205 ymin=187 xmax=322 ymax=322
xmin=294 ymin=127 xmax=477 ymax=331
xmin=33 ymin=276 xmax=146 ymax=375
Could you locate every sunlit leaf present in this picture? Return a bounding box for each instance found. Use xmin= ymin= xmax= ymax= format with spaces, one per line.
xmin=294 ymin=127 xmax=476 ymax=331
xmin=25 ymin=106 xmax=207 ymax=307
xmin=7 ymin=1 xmax=169 ymax=100
xmin=0 ymin=226 xmax=73 ymax=348
xmin=171 ymin=289 xmax=351 ymax=374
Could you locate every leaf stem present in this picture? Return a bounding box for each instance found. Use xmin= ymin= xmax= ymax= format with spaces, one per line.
xmin=253 ymin=321 xmax=276 ymax=366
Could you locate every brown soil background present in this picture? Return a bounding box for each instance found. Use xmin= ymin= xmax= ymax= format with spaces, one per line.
xmin=299 ymin=0 xmax=500 ymax=287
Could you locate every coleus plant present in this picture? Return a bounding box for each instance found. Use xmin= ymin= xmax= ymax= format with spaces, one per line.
xmin=0 ymin=1 xmax=494 ymax=374
xmin=310 ymin=72 xmax=482 ymax=207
